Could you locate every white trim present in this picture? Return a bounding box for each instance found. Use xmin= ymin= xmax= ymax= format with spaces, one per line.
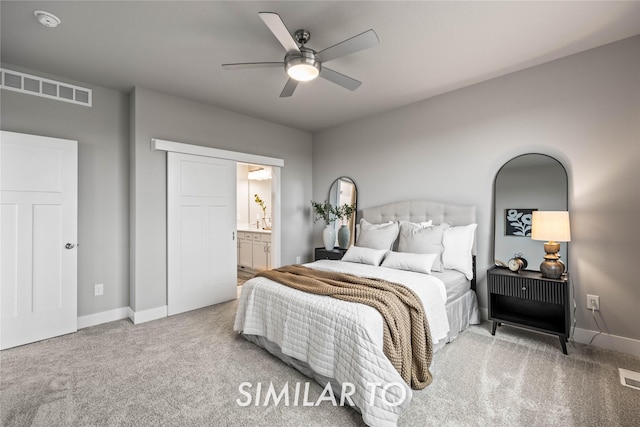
xmin=271 ymin=166 xmax=281 ymax=268
xmin=77 ymin=307 xmax=130 ymax=329
xmin=128 ymin=305 xmax=168 ymax=324
xmin=573 ymin=327 xmax=640 ymax=358
xmin=151 ymin=139 xmax=284 ymax=168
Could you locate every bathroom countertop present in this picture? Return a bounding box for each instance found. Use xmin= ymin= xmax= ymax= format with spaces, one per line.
xmin=237 ymin=225 xmax=271 ymax=234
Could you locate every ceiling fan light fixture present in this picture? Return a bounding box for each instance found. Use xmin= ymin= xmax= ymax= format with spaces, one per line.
xmin=285 ymin=49 xmax=320 ymax=82
xmin=287 ymin=63 xmax=319 ymax=81
xmin=222 ymin=13 xmax=378 ymax=96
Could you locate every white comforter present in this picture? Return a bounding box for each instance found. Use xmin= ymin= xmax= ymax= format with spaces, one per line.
xmin=233 ymin=260 xmax=450 ymax=427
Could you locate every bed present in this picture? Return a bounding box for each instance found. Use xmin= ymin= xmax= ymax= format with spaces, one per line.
xmin=234 ymin=200 xmax=480 ymax=426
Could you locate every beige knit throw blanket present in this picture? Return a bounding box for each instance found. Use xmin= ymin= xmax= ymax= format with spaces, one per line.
xmin=256 ymin=265 xmax=433 ymax=390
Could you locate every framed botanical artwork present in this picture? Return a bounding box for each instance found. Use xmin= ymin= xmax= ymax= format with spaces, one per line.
xmin=505 ymin=208 xmax=537 ymax=236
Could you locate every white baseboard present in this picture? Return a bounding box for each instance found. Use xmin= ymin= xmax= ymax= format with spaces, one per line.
xmin=77 ymin=305 xmax=170 ymax=328
xmin=573 ymin=327 xmax=640 ymax=358
xmin=128 ymin=305 xmax=167 ymax=324
xmin=78 ymin=307 xmax=129 ymax=329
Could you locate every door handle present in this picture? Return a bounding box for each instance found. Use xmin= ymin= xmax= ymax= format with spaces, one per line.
xmin=65 ymin=243 xmax=75 ymax=249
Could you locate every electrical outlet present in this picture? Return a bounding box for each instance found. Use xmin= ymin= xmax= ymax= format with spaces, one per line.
xmin=295 ymin=255 xmax=301 ymax=264
xmin=95 ymin=283 xmax=104 ymax=296
xmin=587 ymin=294 xmax=599 ymax=311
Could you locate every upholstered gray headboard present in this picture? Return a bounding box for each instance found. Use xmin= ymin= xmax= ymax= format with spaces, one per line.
xmin=362 ymin=200 xmax=478 ymax=289
xmin=362 ymin=199 xmax=477 ymax=254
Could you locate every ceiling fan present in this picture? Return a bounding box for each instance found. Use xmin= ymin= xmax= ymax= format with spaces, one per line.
xmin=222 ymin=12 xmax=379 ymax=97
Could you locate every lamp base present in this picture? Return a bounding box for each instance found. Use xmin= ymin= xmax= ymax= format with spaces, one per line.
xmin=540 ymin=259 xmax=565 ymax=279
xmin=540 ymin=240 xmax=565 ymax=279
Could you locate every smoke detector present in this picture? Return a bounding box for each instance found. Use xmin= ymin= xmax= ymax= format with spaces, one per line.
xmin=34 ymin=10 xmax=61 ymax=28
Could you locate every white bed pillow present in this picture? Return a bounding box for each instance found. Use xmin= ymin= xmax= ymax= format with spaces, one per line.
xmin=380 ymin=251 xmax=437 ymax=274
xmin=397 ymin=222 xmax=450 ymax=272
xmin=442 ymin=223 xmax=477 ymax=280
xmin=355 ymin=219 xmax=399 ymax=250
xmin=341 ymin=246 xmax=388 ymax=266
xmin=412 ymin=220 xmax=433 ymax=228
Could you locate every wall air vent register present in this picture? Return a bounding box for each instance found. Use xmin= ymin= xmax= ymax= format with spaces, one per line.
xmin=0 ymin=68 xmax=92 ymax=107
xmin=619 ymin=368 xmax=640 ymax=391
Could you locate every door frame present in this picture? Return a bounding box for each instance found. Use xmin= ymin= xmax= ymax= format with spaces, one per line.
xmin=152 ymin=138 xmax=283 ymax=270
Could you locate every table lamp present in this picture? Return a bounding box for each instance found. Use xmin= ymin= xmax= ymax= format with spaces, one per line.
xmin=531 ymin=211 xmax=571 ymax=279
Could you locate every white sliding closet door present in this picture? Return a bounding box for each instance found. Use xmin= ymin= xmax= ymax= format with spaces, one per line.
xmin=167 ymin=152 xmax=237 ymax=316
xmin=1 ymin=131 xmax=78 ymax=349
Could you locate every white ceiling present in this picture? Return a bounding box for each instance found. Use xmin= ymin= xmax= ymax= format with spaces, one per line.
xmin=2 ymin=1 xmax=639 ymax=132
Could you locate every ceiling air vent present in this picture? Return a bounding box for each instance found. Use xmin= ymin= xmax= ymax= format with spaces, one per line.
xmin=0 ymin=68 xmax=92 ymax=107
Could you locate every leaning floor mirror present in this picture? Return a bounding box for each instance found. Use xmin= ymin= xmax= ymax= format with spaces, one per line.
xmin=493 ymin=154 xmax=569 ymax=270
xmin=328 ymin=176 xmax=357 ymax=249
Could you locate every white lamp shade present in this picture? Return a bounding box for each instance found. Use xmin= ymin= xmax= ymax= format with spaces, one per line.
xmin=531 ymin=211 xmax=571 ymax=242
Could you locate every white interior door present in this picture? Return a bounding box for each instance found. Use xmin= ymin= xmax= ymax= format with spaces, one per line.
xmin=1 ymin=131 xmax=78 ymax=350
xmin=167 ymin=152 xmax=237 ymax=316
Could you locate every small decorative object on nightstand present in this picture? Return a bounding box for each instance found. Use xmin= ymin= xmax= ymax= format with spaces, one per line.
xmin=507 ymin=253 xmax=527 ymax=273
xmin=314 ymin=247 xmax=347 ymax=261
xmin=487 ymin=265 xmax=571 ymax=354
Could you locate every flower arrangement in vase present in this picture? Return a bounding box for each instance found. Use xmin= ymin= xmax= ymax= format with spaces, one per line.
xmin=254 ymin=194 xmax=270 ymax=230
xmin=335 ymin=204 xmax=356 ymax=225
xmin=334 ymin=203 xmax=356 ymax=249
xmin=310 ymin=199 xmax=335 ymax=224
xmin=311 ymin=200 xmax=337 ymax=250
xmin=310 ymin=200 xmax=355 ymax=250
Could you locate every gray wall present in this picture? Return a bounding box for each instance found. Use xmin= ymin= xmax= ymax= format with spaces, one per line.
xmin=1 ymin=63 xmax=130 ymax=317
xmin=3 ymin=35 xmax=638 ymax=343
xmin=0 ymin=69 xmax=312 ymax=318
xmin=312 ymin=36 xmax=640 ymax=341
xmin=130 ymin=87 xmax=312 ymax=311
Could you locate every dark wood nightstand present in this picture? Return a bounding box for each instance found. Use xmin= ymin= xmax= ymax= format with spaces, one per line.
xmin=487 ymin=266 xmax=571 ymax=354
xmin=314 ymin=247 xmax=347 ymax=261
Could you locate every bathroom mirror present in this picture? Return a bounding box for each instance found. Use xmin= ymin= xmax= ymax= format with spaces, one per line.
xmin=494 ymin=154 xmax=568 ymax=270
xmin=328 ymin=177 xmax=357 ymax=248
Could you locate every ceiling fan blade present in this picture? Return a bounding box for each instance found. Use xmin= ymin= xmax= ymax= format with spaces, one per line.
xmin=279 ymin=79 xmax=298 ymax=97
xmin=319 ymin=67 xmax=362 ymax=91
xmin=316 ymin=29 xmax=379 ymax=63
xmin=222 ymin=62 xmax=283 ymax=70
xmin=259 ymin=12 xmax=300 ymax=54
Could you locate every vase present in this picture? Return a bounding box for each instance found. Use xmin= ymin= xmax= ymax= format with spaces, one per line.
xmin=322 ymin=224 xmax=336 ymax=251
xmin=261 ymin=217 xmax=271 ymax=230
xmin=338 ymin=225 xmax=350 ymax=249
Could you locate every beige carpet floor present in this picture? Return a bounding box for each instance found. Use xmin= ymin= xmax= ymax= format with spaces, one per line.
xmin=1 ymin=294 xmax=639 ymax=427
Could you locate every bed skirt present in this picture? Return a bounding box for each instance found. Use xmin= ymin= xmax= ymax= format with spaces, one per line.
xmin=434 ymin=289 xmax=480 ymax=352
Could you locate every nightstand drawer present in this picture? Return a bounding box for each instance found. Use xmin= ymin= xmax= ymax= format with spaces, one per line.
xmin=314 ymin=247 xmax=347 ymax=261
xmin=489 ymin=273 xmax=565 ymax=305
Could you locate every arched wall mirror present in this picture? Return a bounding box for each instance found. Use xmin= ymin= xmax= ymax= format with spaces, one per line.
xmin=494 ymin=154 xmax=568 ymax=269
xmin=328 ymin=177 xmax=357 ymax=248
